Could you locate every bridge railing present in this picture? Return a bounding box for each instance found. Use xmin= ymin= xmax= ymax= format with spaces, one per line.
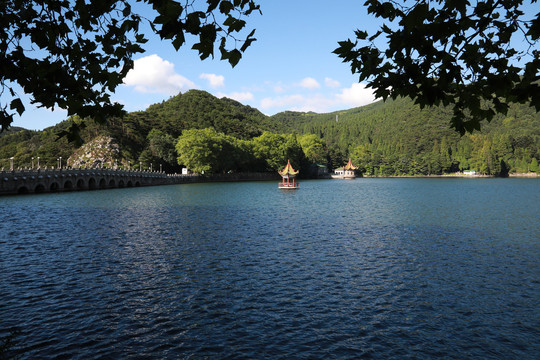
xmin=0 ymin=167 xmax=203 ymax=195
xmin=0 ymin=167 xmax=200 ymax=177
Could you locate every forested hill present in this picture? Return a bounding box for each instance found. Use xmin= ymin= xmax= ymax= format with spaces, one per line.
xmin=0 ymin=126 xmax=26 ymax=138
xmin=268 ymin=96 xmax=538 ymax=153
xmin=0 ymin=90 xmax=269 ymax=172
xmin=128 ymin=89 xmax=267 ymax=140
xmin=267 ymin=97 xmax=540 ymax=176
xmin=267 ymin=97 xmax=462 ymax=156
xmin=0 ymin=90 xmax=539 ymax=176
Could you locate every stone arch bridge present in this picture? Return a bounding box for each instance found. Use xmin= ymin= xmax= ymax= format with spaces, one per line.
xmin=0 ymin=168 xmax=199 ymax=195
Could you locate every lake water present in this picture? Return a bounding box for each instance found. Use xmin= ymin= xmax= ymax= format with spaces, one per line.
xmin=1 ymin=178 xmax=539 ymax=359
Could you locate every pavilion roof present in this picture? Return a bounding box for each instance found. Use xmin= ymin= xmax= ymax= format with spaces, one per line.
xmin=343 ymin=158 xmax=358 ymax=170
xmin=278 ymin=160 xmax=299 ymax=176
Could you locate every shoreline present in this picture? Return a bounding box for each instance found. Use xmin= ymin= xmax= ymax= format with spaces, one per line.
xmin=358 ymin=172 xmax=539 ymax=179
xmin=2 ymin=169 xmax=538 ymax=196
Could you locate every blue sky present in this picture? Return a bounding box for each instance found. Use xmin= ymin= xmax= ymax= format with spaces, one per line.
xmin=12 ymin=0 xmax=538 ymax=130
xmin=12 ymin=0 xmax=381 ymax=130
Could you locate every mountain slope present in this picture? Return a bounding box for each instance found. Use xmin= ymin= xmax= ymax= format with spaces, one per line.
xmin=126 ymin=90 xmax=267 ymax=140
xmin=0 ymin=90 xmax=270 ymax=170
xmin=0 ymin=91 xmax=538 ymax=176
xmin=267 ymin=96 xmax=540 ymax=175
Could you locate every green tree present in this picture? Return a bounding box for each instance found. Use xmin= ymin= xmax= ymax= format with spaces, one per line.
xmin=298 ymin=134 xmax=326 ymax=163
xmin=231 ymin=137 xmax=258 ymax=171
xmin=515 ymin=157 xmax=530 ymax=173
xmin=326 ymin=143 xmax=347 ymax=171
xmin=530 ymin=157 xmax=539 ymax=172
xmin=176 ymin=127 xmax=238 ymax=174
xmin=455 ymin=136 xmax=474 ymax=171
xmin=1 ymin=0 xmax=260 ymax=132
xmin=492 ymin=134 xmax=513 ymax=175
xmin=334 ymin=0 xmax=540 ymax=134
xmin=439 ymin=138 xmax=452 ymax=173
xmin=471 ymin=138 xmax=497 ymax=175
xmin=350 ymin=144 xmax=371 ymax=174
xmin=133 ymin=128 xmax=181 ymax=172
xmin=147 ymin=128 xmax=177 ymax=167
xmin=252 ymin=131 xmax=304 ymax=171
xmin=138 ymin=149 xmax=154 ymax=170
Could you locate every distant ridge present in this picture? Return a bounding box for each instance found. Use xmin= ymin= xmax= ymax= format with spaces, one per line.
xmin=0 ymin=126 xmax=26 ymax=137
xmin=1 ymin=90 xmax=539 ymax=176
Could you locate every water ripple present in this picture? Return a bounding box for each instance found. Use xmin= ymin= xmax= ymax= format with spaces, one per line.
xmin=1 ymin=179 xmax=539 ymax=359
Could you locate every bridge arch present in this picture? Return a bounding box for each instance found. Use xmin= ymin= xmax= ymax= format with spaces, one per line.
xmin=127 ymin=180 xmax=133 ymax=187
xmin=109 ymin=179 xmax=116 ymax=187
xmin=50 ymin=182 xmax=59 ymax=192
xmin=99 ymin=178 xmax=106 ymax=189
xmin=118 ymin=179 xmax=125 ymax=188
xmin=17 ymin=186 xmax=29 ymax=194
xmin=76 ymin=178 xmax=85 ymax=190
xmin=88 ymin=177 xmax=96 ymax=189
xmin=63 ymin=180 xmax=73 ymax=191
xmin=35 ymin=183 xmax=45 ymax=193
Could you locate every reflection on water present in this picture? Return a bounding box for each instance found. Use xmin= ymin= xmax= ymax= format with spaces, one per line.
xmin=1 ymin=178 xmax=539 ymax=359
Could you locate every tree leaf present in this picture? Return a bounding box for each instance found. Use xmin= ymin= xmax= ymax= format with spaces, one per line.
xmin=220 ymin=1 xmax=234 ymax=15
xmin=10 ymin=98 xmax=25 ymax=116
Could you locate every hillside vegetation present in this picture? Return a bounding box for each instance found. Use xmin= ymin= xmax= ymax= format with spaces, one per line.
xmin=1 ymin=90 xmax=539 ymax=176
xmin=267 ymin=97 xmax=540 ymax=176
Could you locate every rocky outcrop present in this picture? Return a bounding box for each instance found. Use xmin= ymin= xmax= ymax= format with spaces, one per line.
xmin=67 ymin=136 xmax=126 ymax=168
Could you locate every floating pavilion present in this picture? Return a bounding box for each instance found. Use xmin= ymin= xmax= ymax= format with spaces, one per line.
xmin=278 ymin=160 xmax=299 ymax=189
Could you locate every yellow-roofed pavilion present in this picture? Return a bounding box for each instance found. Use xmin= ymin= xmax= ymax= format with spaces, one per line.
xmin=331 ymin=158 xmax=358 ymax=179
xmin=343 ymin=158 xmax=358 ymax=179
xmin=278 ymin=160 xmax=299 ymax=189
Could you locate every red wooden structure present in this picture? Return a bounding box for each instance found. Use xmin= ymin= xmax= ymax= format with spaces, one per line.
xmin=278 ymin=160 xmax=299 ymax=189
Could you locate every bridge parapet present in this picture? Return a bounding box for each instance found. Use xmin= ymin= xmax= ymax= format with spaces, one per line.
xmin=0 ymin=168 xmax=200 ymax=195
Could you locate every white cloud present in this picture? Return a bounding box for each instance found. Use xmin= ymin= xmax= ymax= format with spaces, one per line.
xmin=299 ymin=77 xmax=321 ymax=90
xmin=325 ymin=77 xmax=341 ymax=88
xmin=260 ymin=95 xmax=306 ymax=110
xmin=260 ymin=94 xmax=336 ymax=113
xmin=200 ymin=73 xmax=225 ymax=88
xmin=123 ymin=54 xmax=195 ymax=95
xmin=262 ymin=80 xmax=286 ymax=93
xmin=336 ymin=83 xmax=376 ymax=107
xmin=273 ymin=85 xmax=286 ymax=93
xmin=259 ymin=82 xmax=376 ymax=115
xmin=218 ymin=92 xmax=254 ymax=102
